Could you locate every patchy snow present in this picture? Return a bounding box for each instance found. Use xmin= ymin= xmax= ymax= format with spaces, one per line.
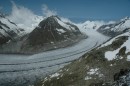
xmin=98 ymin=17 xmax=130 ymax=33
xmin=127 ymin=55 xmax=130 ymax=61
xmin=50 ymin=41 xmax=54 ymax=44
xmin=56 ymin=28 xmax=66 ymax=33
xmin=50 ymin=73 xmax=60 ymax=78
xmin=0 ymin=17 xmax=18 ymax=33
xmin=105 ymin=50 xmax=118 ymax=60
xmin=123 ymin=37 xmax=130 ymax=54
xmin=99 ymin=74 xmax=104 ymax=78
xmin=56 ymin=18 xmax=72 ymax=30
xmin=105 ymin=34 xmax=130 ymax=60
xmin=88 ymin=68 xmax=99 ymax=75
xmin=85 ymin=76 xmax=92 ymax=80
xmin=110 ymin=64 xmax=113 ymax=66
xmin=0 ymin=18 xmax=17 ymax=31
xmin=100 ymin=32 xmax=130 ymax=48
xmin=0 ymin=16 xmax=26 ymax=37
xmin=113 ymin=17 xmax=130 ymax=32
xmin=0 ymin=28 xmax=8 ymax=36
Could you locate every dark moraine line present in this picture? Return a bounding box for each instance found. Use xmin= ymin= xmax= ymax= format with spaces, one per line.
xmin=0 ymin=60 xmax=72 ymax=74
xmin=0 ymin=42 xmax=98 ymax=66
xmin=0 ymin=42 xmax=98 ymax=74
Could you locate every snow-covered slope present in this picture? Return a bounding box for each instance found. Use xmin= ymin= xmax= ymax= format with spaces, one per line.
xmin=98 ymin=17 xmax=130 ymax=37
xmin=0 ymin=13 xmax=24 ymax=45
xmin=7 ymin=2 xmax=44 ymax=33
xmin=77 ymin=20 xmax=106 ymax=30
xmin=8 ymin=15 xmax=43 ymax=33
xmin=99 ymin=32 xmax=130 ymax=60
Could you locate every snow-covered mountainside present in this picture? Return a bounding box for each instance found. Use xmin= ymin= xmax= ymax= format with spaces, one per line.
xmin=77 ymin=20 xmax=106 ymax=30
xmin=7 ymin=2 xmax=44 ymax=33
xmin=98 ymin=17 xmax=130 ymax=37
xmin=0 ymin=13 xmax=24 ymax=45
xmin=99 ymin=32 xmax=130 ymax=61
xmin=8 ymin=15 xmax=43 ymax=33
xmin=21 ymin=16 xmax=85 ymax=53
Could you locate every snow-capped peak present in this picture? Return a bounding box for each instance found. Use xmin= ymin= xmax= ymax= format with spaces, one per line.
xmin=41 ymin=16 xmax=79 ymax=32
xmin=0 ymin=13 xmax=26 ymax=44
xmin=120 ymin=16 xmax=130 ymax=21
xmin=6 ymin=2 xmax=44 ymax=33
xmin=76 ymin=20 xmax=106 ymax=30
xmin=0 ymin=14 xmax=20 ymax=35
xmin=7 ymin=15 xmax=44 ymax=33
xmin=97 ymin=16 xmax=130 ymax=37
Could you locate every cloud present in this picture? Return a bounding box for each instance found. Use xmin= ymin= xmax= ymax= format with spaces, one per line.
xmin=7 ymin=1 xmax=42 ymax=33
xmin=61 ymin=17 xmax=72 ymax=23
xmin=42 ymin=4 xmax=57 ymax=17
xmin=7 ymin=2 xmax=57 ymax=32
xmin=9 ymin=1 xmax=36 ymax=24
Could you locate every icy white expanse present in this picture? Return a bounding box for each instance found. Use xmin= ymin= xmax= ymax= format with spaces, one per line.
xmin=0 ymin=28 xmax=109 ymax=85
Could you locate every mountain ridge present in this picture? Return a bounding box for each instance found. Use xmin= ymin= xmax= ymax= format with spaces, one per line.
xmin=21 ymin=16 xmax=86 ymax=53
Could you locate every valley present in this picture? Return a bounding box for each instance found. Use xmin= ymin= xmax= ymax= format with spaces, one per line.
xmin=0 ymin=28 xmax=109 ymax=86
xmin=0 ymin=1 xmax=130 ymax=86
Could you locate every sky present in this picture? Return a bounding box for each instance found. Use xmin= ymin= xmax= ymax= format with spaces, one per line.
xmin=0 ymin=0 xmax=130 ymax=22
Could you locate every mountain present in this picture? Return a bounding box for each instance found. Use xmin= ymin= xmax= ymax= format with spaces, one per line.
xmin=21 ymin=16 xmax=86 ymax=53
xmin=36 ymin=31 xmax=130 ymax=86
xmin=77 ymin=20 xmax=106 ymax=30
xmin=8 ymin=15 xmax=44 ymax=33
xmin=98 ymin=17 xmax=130 ymax=37
xmin=0 ymin=13 xmax=24 ymax=45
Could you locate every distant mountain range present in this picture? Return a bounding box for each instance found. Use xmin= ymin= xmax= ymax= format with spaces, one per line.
xmin=0 ymin=12 xmax=130 ymax=54
xmin=98 ymin=17 xmax=130 ymax=37
xmin=0 ymin=13 xmax=86 ymax=53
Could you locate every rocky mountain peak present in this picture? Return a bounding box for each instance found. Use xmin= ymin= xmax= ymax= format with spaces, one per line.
xmin=21 ymin=16 xmax=84 ymax=53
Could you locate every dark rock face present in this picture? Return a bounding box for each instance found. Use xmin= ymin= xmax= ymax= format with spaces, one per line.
xmin=118 ymin=46 xmax=126 ymax=56
xmin=113 ymin=69 xmax=130 ymax=86
xmin=21 ymin=16 xmax=84 ymax=53
xmin=0 ymin=35 xmax=10 ymax=45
